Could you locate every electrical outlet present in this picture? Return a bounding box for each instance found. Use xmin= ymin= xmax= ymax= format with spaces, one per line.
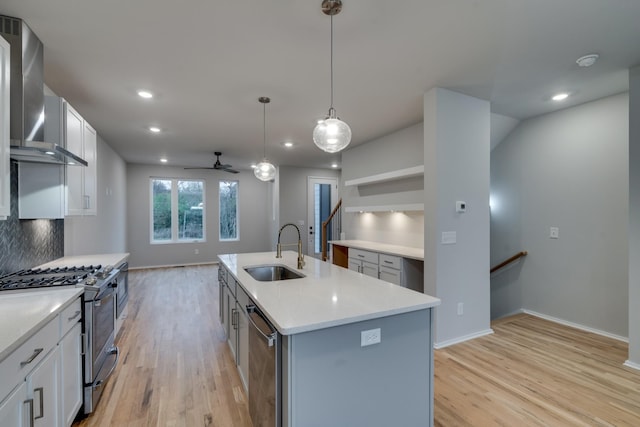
xmin=194 ymin=249 xmax=199 ymax=255
xmin=457 ymin=303 xmax=464 ymax=316
xmin=361 ymin=328 xmax=381 ymax=347
xmin=550 ymin=227 xmax=559 ymax=239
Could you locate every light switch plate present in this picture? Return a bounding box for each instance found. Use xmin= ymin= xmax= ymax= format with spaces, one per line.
xmin=442 ymin=231 xmax=457 ymax=245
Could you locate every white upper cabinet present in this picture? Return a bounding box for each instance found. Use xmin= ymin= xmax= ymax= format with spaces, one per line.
xmin=45 ymin=96 xmax=98 ymax=216
xmin=0 ymin=36 xmax=10 ymax=220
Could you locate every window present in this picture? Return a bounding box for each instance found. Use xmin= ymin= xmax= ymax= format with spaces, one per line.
xmin=151 ymin=178 xmax=205 ymax=243
xmin=219 ymin=180 xmax=238 ymax=241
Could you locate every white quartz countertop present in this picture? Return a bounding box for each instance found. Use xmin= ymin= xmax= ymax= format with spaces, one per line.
xmin=37 ymin=253 xmax=130 ymax=269
xmin=0 ymin=288 xmax=84 ymax=362
xmin=329 ymin=240 xmax=424 ymax=261
xmin=218 ymin=251 xmax=439 ymax=335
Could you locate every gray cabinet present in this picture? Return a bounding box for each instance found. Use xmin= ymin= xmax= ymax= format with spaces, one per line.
xmin=217 ymin=265 xmax=250 ymax=393
xmin=0 ymin=36 xmax=9 ymax=220
xmin=348 ymin=248 xmax=379 ymax=278
xmin=236 ymin=287 xmax=250 ymax=391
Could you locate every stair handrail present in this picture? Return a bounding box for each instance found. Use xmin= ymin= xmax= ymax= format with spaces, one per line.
xmin=490 ymin=251 xmax=528 ymax=273
xmin=321 ymin=198 xmax=342 ymax=261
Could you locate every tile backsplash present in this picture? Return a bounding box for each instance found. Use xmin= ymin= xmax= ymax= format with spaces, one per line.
xmin=0 ymin=162 xmax=64 ymax=275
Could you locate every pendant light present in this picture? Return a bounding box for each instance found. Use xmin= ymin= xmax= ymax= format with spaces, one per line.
xmin=313 ymin=0 xmax=351 ymax=153
xmin=255 ymin=97 xmax=277 ymax=182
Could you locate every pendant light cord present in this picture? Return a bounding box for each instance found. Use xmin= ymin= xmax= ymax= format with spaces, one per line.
xmin=330 ymin=13 xmax=334 ymax=111
xmin=263 ymin=102 xmax=267 ymax=158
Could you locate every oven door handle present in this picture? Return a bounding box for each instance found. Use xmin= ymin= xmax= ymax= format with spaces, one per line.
xmin=94 ymin=346 xmax=119 ymax=389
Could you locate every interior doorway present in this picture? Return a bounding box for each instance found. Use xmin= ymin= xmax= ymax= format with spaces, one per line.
xmin=307 ymin=177 xmax=339 ymax=257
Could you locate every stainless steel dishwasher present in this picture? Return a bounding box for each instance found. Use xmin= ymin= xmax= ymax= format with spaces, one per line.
xmin=246 ymin=304 xmax=281 ymax=427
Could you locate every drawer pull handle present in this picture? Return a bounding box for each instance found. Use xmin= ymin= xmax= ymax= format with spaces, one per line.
xmin=68 ymin=310 xmax=81 ymax=321
xmin=358 ymin=254 xmax=365 ymax=258
xmin=384 ymin=260 xmax=393 ymax=264
xmin=34 ymin=387 xmax=44 ymax=419
xmin=20 ymin=348 xmax=43 ymax=367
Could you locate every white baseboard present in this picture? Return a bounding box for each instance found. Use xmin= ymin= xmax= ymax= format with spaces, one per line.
xmin=129 ymin=261 xmax=219 ymax=271
xmin=493 ymin=308 xmax=525 ymax=320
xmin=522 ymin=309 xmax=628 ymax=343
xmin=434 ymin=328 xmax=494 ymax=349
xmin=624 ymin=360 xmax=640 ymax=371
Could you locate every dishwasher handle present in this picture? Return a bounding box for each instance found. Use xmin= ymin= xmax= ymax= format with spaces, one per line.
xmin=246 ymin=305 xmax=277 ymax=347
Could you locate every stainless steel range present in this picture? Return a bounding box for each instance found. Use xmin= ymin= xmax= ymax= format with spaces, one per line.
xmin=0 ymin=264 xmax=120 ymax=415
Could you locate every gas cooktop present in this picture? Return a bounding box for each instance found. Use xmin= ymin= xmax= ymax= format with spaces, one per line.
xmin=0 ymin=265 xmax=103 ymax=291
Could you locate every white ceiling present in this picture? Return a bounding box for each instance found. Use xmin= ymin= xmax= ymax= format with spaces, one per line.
xmin=2 ymin=0 xmax=639 ymax=171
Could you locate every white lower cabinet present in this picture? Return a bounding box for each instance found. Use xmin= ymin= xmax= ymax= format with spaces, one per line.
xmin=27 ymin=347 xmax=60 ymax=427
xmin=0 ymin=296 xmax=83 ymax=427
xmin=59 ymin=323 xmax=82 ymax=427
xmin=0 ymin=382 xmax=27 ymax=427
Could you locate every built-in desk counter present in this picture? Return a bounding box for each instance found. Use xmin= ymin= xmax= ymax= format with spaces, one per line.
xmin=329 ymin=240 xmax=424 ymax=292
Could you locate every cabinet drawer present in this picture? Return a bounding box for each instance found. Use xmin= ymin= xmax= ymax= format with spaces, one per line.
xmin=0 ymin=317 xmax=57 ymax=401
xmin=379 ymin=254 xmax=401 ymax=270
xmin=60 ymin=297 xmax=82 ymax=338
xmin=349 ymin=248 xmax=378 ymax=265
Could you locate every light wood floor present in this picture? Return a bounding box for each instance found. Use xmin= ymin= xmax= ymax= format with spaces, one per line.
xmin=73 ymin=265 xmax=640 ymax=426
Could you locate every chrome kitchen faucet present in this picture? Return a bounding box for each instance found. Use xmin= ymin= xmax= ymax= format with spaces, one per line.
xmin=276 ymin=223 xmax=305 ymax=269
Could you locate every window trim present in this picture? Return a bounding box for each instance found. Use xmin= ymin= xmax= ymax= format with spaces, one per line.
xmin=219 ymin=179 xmax=239 ymax=242
xmin=150 ymin=177 xmax=206 ymax=244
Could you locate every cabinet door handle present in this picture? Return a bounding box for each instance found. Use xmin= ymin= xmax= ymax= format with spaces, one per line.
xmin=231 ymin=308 xmax=237 ymax=328
xmin=34 ymin=387 xmax=44 ymax=419
xmin=68 ymin=310 xmax=81 ymax=321
xmin=84 ymin=195 xmax=90 ymax=209
xmin=20 ymin=348 xmax=43 ymax=367
xmin=24 ymin=398 xmax=34 ymax=427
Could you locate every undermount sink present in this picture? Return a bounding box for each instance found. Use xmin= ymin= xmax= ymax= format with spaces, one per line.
xmin=244 ymin=265 xmax=305 ymax=282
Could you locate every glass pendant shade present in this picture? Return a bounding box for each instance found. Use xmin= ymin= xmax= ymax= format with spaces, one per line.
xmin=254 ymin=159 xmax=276 ymax=181
xmin=313 ymin=115 xmax=352 ymax=153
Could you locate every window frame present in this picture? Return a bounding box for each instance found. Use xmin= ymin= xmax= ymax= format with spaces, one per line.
xmin=219 ymin=179 xmax=239 ymax=242
xmin=149 ymin=177 xmax=206 ymax=244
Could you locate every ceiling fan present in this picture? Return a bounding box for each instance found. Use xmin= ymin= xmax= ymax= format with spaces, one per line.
xmin=184 ymin=151 xmax=239 ymax=173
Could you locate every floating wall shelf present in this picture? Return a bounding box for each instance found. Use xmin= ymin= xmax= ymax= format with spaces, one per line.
xmin=344 ymin=165 xmax=424 ymax=187
xmin=344 ymin=203 xmax=424 ymax=213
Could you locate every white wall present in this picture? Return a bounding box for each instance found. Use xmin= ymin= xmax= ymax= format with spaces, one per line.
xmin=629 ymin=67 xmax=640 ymax=367
xmin=64 ymin=134 xmax=127 ymax=255
xmin=341 ymin=123 xmax=424 ymax=248
xmin=126 ymin=164 xmax=271 ymax=268
xmin=424 ymin=88 xmax=491 ymax=347
xmin=491 ymin=93 xmax=629 ymax=338
xmin=278 ymin=166 xmax=340 ymax=255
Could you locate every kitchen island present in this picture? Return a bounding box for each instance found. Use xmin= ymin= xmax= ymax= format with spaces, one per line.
xmin=218 ymin=251 xmax=440 ymax=427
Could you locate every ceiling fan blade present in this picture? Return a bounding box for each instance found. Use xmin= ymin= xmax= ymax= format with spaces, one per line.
xmin=224 ymin=168 xmax=239 ymax=174
xmin=184 ymin=167 xmax=216 ymax=170
xmin=218 ymin=163 xmax=233 ymax=169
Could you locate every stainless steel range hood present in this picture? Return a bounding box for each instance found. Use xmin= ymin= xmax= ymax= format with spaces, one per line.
xmin=0 ymin=15 xmax=87 ymax=166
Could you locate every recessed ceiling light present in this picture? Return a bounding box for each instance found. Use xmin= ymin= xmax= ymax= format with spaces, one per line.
xmin=331 ymin=163 xmax=339 ymax=168
xmin=160 ymin=158 xmax=168 ymax=163
xmin=552 ymin=93 xmax=569 ymax=102
xmin=138 ymin=90 xmax=153 ymax=99
xmin=284 ymin=142 xmax=294 ymax=148
xmin=45 ymin=151 xmax=55 ymax=155
xmin=576 ymin=54 xmax=599 ymax=67
xmin=250 ymin=163 xmax=257 ymax=169
xmin=149 ymin=126 xmax=161 ymax=133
